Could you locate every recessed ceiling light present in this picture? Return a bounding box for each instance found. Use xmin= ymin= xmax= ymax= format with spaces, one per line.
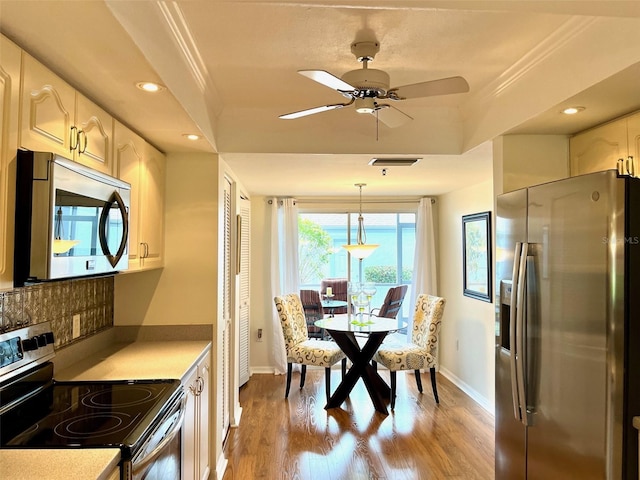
xmin=183 ymin=134 xmax=201 ymax=141
xmin=561 ymin=106 xmax=585 ymax=115
xmin=136 ymin=82 xmax=165 ymax=93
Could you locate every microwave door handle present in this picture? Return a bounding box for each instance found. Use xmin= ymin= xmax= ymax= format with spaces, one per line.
xmin=98 ymin=190 xmax=129 ymax=268
xmin=509 ymin=242 xmax=522 ymax=422
xmin=515 ymin=242 xmax=529 ymax=426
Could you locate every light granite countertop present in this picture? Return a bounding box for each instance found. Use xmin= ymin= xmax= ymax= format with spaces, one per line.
xmin=55 ymin=340 xmax=212 ymax=382
xmin=0 ymin=449 xmax=120 ymax=480
xmin=3 ymin=340 xmax=211 ymax=480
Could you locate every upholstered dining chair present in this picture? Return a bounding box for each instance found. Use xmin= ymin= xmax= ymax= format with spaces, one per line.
xmin=372 ymin=293 xmax=446 ymax=410
xmin=370 ymin=285 xmax=409 ymax=320
xmin=299 ymin=289 xmax=325 ymax=338
xmin=320 ymin=278 xmax=348 ymax=314
xmin=274 ymin=293 xmax=347 ymax=401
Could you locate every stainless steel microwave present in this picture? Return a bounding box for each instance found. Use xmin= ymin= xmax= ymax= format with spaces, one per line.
xmin=14 ymin=150 xmax=131 ymax=286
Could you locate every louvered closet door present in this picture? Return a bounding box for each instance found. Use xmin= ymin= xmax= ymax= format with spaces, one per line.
xmin=221 ymin=177 xmax=232 ymax=441
xmin=239 ymin=196 xmax=251 ymax=386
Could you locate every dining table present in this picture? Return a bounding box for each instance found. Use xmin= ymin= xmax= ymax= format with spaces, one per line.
xmin=320 ymin=298 xmax=348 ymax=317
xmin=314 ymin=313 xmax=407 ymax=415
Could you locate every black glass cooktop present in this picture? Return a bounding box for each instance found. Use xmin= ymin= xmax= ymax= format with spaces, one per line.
xmin=0 ymin=363 xmax=180 ymax=456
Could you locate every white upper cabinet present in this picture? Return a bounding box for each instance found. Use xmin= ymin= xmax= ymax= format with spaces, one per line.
xmin=114 ymin=121 xmax=144 ymax=266
xmin=114 ymin=121 xmax=165 ymax=271
xmin=75 ymin=94 xmax=113 ymax=173
xmin=139 ymin=142 xmax=166 ymax=270
xmin=627 ymin=113 xmax=640 ymax=177
xmin=20 ymin=53 xmax=114 ymax=174
xmin=570 ymin=111 xmax=640 ymax=177
xmin=0 ymin=35 xmax=22 ymax=289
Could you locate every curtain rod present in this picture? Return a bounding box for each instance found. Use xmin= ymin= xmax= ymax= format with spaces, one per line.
xmin=268 ymin=198 xmax=435 ymax=205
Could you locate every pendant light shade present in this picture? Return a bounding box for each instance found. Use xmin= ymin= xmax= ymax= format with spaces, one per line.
xmin=342 ymin=184 xmax=379 ymax=258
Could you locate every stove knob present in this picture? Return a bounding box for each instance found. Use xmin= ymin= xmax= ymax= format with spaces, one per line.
xmin=21 ymin=337 xmax=38 ymax=352
xmin=45 ymin=332 xmax=55 ymax=344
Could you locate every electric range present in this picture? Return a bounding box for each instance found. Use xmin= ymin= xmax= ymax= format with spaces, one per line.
xmin=0 ymin=322 xmax=184 ymax=480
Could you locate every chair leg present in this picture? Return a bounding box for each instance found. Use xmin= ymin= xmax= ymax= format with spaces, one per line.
xmin=390 ymin=371 xmax=397 ymax=410
xmin=430 ymin=367 xmax=439 ymax=404
xmin=300 ymin=365 xmax=307 ymax=389
xmin=372 ymin=360 xmax=377 ymax=370
xmin=414 ymin=369 xmax=423 ymax=393
xmin=285 ymin=363 xmax=293 ymax=398
xmin=341 ymin=358 xmax=347 ymax=379
xmin=325 ymin=367 xmax=331 ymax=401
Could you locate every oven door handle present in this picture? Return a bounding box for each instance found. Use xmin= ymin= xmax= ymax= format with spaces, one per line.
xmin=131 ymin=395 xmax=186 ymax=476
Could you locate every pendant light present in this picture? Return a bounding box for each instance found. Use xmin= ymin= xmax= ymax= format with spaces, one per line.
xmin=52 ymin=207 xmax=79 ymax=254
xmin=342 ymin=183 xmax=379 ymax=259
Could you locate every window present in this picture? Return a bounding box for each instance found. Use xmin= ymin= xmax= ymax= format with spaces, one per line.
xmin=298 ymin=210 xmax=416 ymax=323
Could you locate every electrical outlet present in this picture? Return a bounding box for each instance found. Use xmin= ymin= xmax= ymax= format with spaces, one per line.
xmin=72 ymin=314 xmax=81 ymax=339
xmin=257 ymin=328 xmax=263 ymax=342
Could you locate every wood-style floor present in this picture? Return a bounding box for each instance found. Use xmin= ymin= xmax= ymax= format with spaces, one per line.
xmin=222 ymin=368 xmax=494 ymax=480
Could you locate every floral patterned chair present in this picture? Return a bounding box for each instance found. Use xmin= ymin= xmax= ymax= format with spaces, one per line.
xmin=274 ymin=293 xmax=346 ymax=401
xmin=372 ymin=293 xmax=446 ymax=409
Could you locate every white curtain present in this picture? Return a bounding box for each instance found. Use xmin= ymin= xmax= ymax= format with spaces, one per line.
xmin=269 ymin=197 xmax=300 ymax=374
xmin=408 ymin=197 xmax=438 ymax=333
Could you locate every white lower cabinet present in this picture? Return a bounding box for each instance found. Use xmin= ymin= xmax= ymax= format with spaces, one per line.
xmin=182 ymin=347 xmax=211 ymax=480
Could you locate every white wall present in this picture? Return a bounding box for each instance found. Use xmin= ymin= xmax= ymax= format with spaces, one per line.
xmin=115 ymin=153 xmax=220 ymax=326
xmin=247 ymin=195 xmax=276 ymax=372
xmin=494 ymin=134 xmax=569 ymax=194
xmin=437 ymin=180 xmax=495 ymax=413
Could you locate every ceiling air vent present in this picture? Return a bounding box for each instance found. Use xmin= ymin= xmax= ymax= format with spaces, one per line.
xmin=368 ymin=158 xmax=421 ymax=167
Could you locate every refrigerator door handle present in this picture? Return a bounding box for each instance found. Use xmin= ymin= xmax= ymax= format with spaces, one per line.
xmin=515 ymin=242 xmax=529 ymax=426
xmin=509 ymin=242 xmax=523 ymax=421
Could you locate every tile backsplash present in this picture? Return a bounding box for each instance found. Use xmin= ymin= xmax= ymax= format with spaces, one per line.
xmin=0 ymin=276 xmax=114 ymax=348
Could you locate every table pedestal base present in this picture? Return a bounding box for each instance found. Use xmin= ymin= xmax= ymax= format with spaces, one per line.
xmin=325 ymin=330 xmax=391 ymax=415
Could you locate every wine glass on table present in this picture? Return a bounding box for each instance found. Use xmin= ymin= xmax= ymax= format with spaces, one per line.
xmin=352 ymin=292 xmax=369 ymax=326
xmin=362 ymin=282 xmax=377 ymax=320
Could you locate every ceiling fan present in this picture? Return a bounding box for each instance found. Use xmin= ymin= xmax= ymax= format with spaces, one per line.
xmin=279 ymin=41 xmax=469 ymax=128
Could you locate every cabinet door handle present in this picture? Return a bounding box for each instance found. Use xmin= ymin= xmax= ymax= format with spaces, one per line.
xmin=78 ymin=130 xmax=88 ymax=153
xmin=139 ymin=242 xmax=149 ymax=259
xmin=70 ymin=126 xmax=78 ymax=151
xmin=197 ymin=376 xmax=205 ymax=396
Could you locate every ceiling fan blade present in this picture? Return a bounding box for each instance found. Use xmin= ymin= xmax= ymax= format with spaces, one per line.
xmin=389 ymin=76 xmax=469 ymax=100
xmin=279 ymin=102 xmax=351 ymax=120
xmin=298 ymin=70 xmax=355 ymax=92
xmin=370 ymin=104 xmax=413 ymax=128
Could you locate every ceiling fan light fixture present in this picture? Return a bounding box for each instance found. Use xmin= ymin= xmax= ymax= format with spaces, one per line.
xmin=369 ymin=157 xmax=421 ymax=166
xmin=355 ymin=98 xmax=376 ymax=114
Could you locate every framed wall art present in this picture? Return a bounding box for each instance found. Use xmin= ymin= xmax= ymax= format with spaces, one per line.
xmin=462 ymin=211 xmax=492 ymax=302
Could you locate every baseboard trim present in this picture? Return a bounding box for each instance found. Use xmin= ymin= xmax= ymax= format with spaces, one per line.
xmin=215 ymin=452 xmax=228 ymax=480
xmin=439 ymin=366 xmax=494 ymax=416
xmin=250 ymin=366 xmax=278 ymax=375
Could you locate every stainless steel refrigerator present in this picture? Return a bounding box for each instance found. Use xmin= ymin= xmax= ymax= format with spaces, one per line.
xmin=495 ymin=169 xmax=640 ymax=479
